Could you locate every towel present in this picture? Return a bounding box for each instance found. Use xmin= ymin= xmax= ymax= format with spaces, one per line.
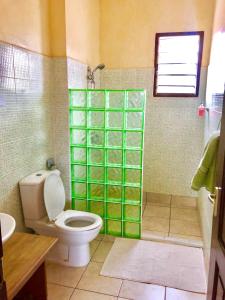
xmin=191 ymin=131 xmax=220 ymax=194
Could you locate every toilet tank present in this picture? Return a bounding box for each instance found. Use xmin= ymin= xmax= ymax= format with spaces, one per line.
xmin=19 ymin=169 xmax=60 ymax=221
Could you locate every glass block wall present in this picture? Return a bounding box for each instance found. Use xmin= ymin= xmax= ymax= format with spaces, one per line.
xmin=69 ymin=89 xmax=146 ymax=238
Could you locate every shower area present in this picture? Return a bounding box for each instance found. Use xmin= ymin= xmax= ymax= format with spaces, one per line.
xmin=69 ymin=89 xmax=146 ymax=238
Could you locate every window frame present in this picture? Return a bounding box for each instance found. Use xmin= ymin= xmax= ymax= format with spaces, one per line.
xmin=153 ymin=31 xmax=204 ymax=98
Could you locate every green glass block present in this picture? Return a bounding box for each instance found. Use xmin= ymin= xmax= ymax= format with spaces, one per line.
xmin=71 ymin=147 xmax=86 ymax=163
xmin=107 ymin=167 xmax=122 ymax=184
xmin=106 ymin=131 xmax=123 ymax=148
xmin=89 ymin=183 xmax=105 ymax=200
xmin=107 ymin=112 xmax=123 ymax=129
xmin=71 ymin=165 xmax=86 ymax=180
xmin=74 ymin=199 xmax=87 ymax=211
xmin=123 ymin=222 xmax=140 ymax=238
xmin=107 ymin=220 xmax=122 ymax=236
xmin=89 ymin=111 xmax=104 ymax=128
xmin=70 ymin=110 xmax=86 ymax=127
xmin=107 ymin=149 xmax=123 ymax=166
xmin=70 ymin=90 xmax=86 ymax=107
xmin=88 ymin=91 xmax=105 ymax=108
xmin=72 ymin=182 xmax=87 ymax=198
xmin=90 ymin=201 xmax=104 ymax=217
xmin=107 ymin=203 xmax=122 ymax=219
xmin=124 ymin=204 xmax=140 ymax=221
xmin=89 ymin=166 xmax=105 ymax=182
xmin=126 ymin=131 xmax=142 ymax=149
xmin=100 ymin=219 xmax=105 ymax=234
xmin=89 ymin=130 xmax=104 ymax=147
xmin=125 ymin=169 xmax=141 ymax=185
xmin=127 ymin=91 xmax=145 ymax=109
xmin=107 ymin=185 xmax=122 ymax=201
xmin=69 ymin=89 xmax=145 ymax=239
xmin=107 ymin=91 xmax=124 ymax=109
xmin=89 ymin=148 xmax=104 ymax=165
xmin=126 ymin=112 xmax=142 ymax=129
xmin=126 ymin=150 xmax=142 ymax=167
xmin=71 ymin=129 xmax=86 ymax=145
xmin=125 ymin=187 xmax=141 ymax=203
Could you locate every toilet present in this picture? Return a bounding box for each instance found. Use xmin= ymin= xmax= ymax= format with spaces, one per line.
xmin=19 ymin=169 xmax=102 ymax=267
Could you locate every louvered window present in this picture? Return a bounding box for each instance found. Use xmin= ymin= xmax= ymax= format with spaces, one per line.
xmin=153 ymin=31 xmax=204 ymax=97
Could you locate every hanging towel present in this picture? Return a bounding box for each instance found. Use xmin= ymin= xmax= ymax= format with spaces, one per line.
xmin=191 ymin=131 xmax=220 ymax=194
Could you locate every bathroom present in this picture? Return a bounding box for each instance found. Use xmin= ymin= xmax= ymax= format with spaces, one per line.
xmin=0 ymin=0 xmax=225 ymax=299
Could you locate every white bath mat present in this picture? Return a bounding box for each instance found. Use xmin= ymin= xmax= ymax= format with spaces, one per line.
xmin=101 ymin=238 xmax=206 ymax=293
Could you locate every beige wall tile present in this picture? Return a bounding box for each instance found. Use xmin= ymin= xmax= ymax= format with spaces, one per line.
xmin=144 ymin=205 xmax=170 ymax=218
xmin=119 ymin=280 xmax=165 ymax=300
xmin=46 ymin=262 xmax=85 ymax=287
xmin=147 ymin=192 xmax=171 ymax=207
xmin=71 ymin=289 xmax=117 ymax=300
xmin=92 ymin=241 xmax=114 ymax=263
xmin=171 ymin=207 xmax=199 ymax=223
xmin=166 ymin=287 xmax=206 ymax=299
xmin=170 ymin=219 xmax=202 ymax=237
xmin=171 ymin=196 xmax=197 ymax=208
xmin=142 ymin=216 xmax=169 ymax=232
xmin=47 ymin=283 xmax=73 ymax=300
xmin=77 ymin=262 xmax=122 ymax=296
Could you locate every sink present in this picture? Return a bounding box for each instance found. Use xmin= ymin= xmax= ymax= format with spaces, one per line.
xmin=0 ymin=213 xmax=16 ymax=244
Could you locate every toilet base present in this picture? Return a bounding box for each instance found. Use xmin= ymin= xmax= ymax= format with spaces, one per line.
xmin=46 ymin=241 xmax=91 ymax=267
xmin=68 ymin=244 xmax=90 ymax=267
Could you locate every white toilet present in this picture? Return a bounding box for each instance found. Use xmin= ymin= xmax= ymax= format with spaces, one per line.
xmin=19 ymin=169 xmax=102 ymax=267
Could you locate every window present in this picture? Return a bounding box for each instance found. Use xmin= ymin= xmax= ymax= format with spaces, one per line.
xmin=153 ymin=31 xmax=204 ymax=97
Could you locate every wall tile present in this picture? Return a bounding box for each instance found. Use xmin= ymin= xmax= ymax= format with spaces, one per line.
xmin=0 ymin=43 xmax=14 ymax=78
xmin=0 ymin=43 xmax=53 ymax=231
xmin=101 ymin=67 xmax=206 ymax=196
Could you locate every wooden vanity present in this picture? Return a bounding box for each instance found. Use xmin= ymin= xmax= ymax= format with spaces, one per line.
xmin=2 ymin=232 xmax=57 ymax=300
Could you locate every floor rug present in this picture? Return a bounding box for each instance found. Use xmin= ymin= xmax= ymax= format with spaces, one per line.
xmin=101 ymin=238 xmax=206 ymax=293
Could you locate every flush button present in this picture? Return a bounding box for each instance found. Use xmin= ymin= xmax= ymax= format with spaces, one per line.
xmin=36 ymin=173 xmax=42 ymax=176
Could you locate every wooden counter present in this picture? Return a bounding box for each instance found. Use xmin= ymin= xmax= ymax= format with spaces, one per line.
xmin=3 ymin=232 xmax=57 ymax=300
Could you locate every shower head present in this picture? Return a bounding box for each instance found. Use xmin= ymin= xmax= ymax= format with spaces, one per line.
xmin=93 ymin=63 xmax=105 ymax=72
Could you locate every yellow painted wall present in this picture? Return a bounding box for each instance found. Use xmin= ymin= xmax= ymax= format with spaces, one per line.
xmin=49 ymin=0 xmax=67 ymax=57
xmin=100 ymin=0 xmax=216 ymax=68
xmin=212 ymin=0 xmax=225 ymax=33
xmin=65 ymin=0 xmax=100 ymax=65
xmin=0 ymin=0 xmax=51 ymax=55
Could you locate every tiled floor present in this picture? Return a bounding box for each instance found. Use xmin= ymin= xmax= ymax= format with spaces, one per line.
xmin=142 ymin=193 xmax=203 ymax=247
xmin=46 ymin=235 xmax=206 ymax=299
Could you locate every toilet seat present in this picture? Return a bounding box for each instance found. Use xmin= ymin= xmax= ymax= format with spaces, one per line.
xmin=55 ymin=210 xmax=102 ymax=232
xmin=44 ymin=173 xmax=102 ymax=232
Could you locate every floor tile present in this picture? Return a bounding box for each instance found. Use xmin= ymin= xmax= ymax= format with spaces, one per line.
xmin=169 ymin=233 xmax=202 ymax=241
xmin=47 ymin=283 xmax=73 ymax=300
xmin=171 ymin=207 xmax=199 ymax=223
xmin=147 ymin=192 xmax=171 ymax=207
xmin=166 ymin=287 xmax=206 ymax=299
xmin=103 ymin=235 xmax=116 ymax=242
xmin=92 ymin=241 xmax=114 ymax=263
xmin=46 ymin=262 xmax=85 ymax=287
xmin=142 ymin=216 xmax=169 ymax=232
xmin=96 ymin=234 xmax=105 ymax=241
xmin=144 ymin=205 xmax=170 ymax=218
xmin=142 ymin=230 xmax=168 ymax=240
xmin=119 ymin=280 xmax=165 ymax=300
xmin=77 ymin=262 xmax=122 ymax=296
xmin=71 ymin=289 xmax=117 ymax=299
xmin=171 ymin=195 xmax=197 ymax=208
xmin=90 ymin=240 xmax=101 ymax=257
xmin=170 ymin=219 xmax=202 ymax=237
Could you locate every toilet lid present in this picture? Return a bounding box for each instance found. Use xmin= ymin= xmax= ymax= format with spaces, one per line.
xmin=44 ymin=173 xmax=65 ymax=221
